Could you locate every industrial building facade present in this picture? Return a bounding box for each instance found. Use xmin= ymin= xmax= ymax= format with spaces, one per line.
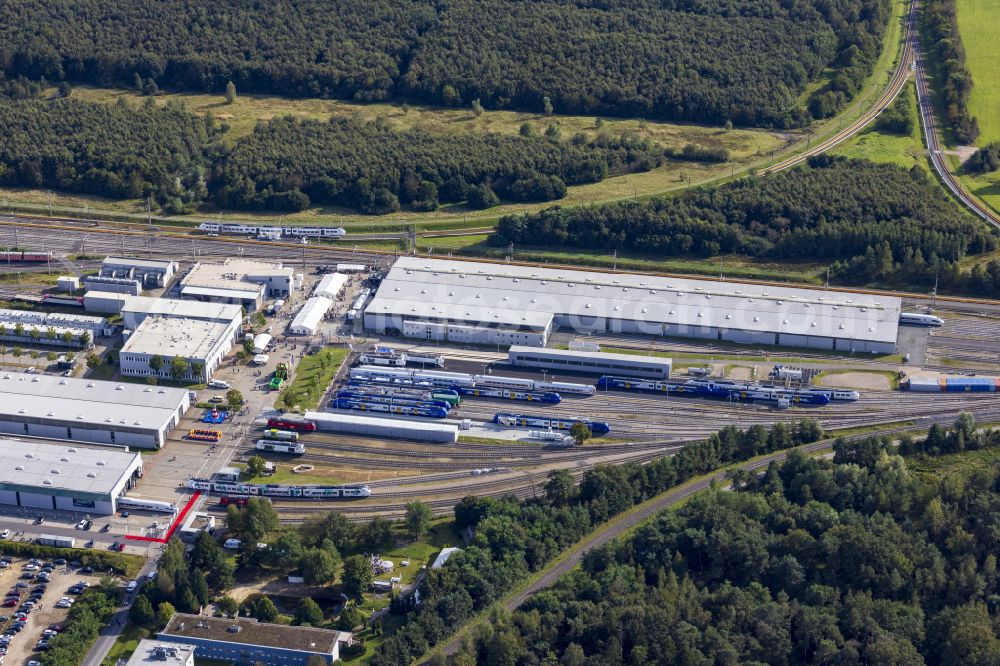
xmin=102 ymin=257 xmax=179 ymax=288
xmin=0 ymin=440 xmax=143 ymax=514
xmin=365 ymin=257 xmax=902 ymax=353
xmin=0 ymin=372 xmax=190 ymax=449
xmin=180 ymin=260 xmax=299 ymax=311
xmin=120 ymin=316 xmax=236 ymax=383
xmin=508 ymin=346 xmax=673 ymax=379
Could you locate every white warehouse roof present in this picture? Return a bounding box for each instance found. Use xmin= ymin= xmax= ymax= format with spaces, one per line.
xmin=122 ymin=296 xmax=242 ymax=323
xmin=0 ymin=372 xmax=186 ymax=432
xmin=305 ymin=411 xmax=459 ymax=443
xmin=508 ymin=345 xmax=672 ymax=369
xmin=0 ymin=439 xmax=141 ymax=499
xmin=368 ymin=257 xmax=901 ymax=344
xmin=102 ymin=256 xmax=178 ymax=271
xmin=121 ymin=316 xmax=231 ymax=359
xmin=314 ymin=273 xmax=348 ymax=299
xmin=290 ymin=297 xmax=332 ymax=335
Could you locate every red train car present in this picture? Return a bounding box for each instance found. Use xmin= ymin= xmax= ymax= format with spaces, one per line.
xmin=0 ymin=251 xmax=53 ymax=263
xmin=266 ymin=417 xmax=316 ymax=432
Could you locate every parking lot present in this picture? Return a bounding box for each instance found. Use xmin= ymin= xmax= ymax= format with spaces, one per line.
xmin=0 ymin=555 xmax=109 ymax=666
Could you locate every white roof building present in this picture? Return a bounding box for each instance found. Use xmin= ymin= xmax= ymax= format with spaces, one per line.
xmin=102 ymin=256 xmax=179 ymax=287
xmin=289 ymin=297 xmax=333 ymax=335
xmin=126 ymin=641 xmax=195 ymax=666
xmin=181 ymin=259 xmax=296 ymax=310
xmin=365 ymin=257 xmax=902 ymax=353
xmin=314 ymin=273 xmax=348 ymax=299
xmin=120 ymin=316 xmax=236 ymax=383
xmin=0 ymin=371 xmax=190 ymax=449
xmin=0 ymin=308 xmax=108 ymax=336
xmin=0 ymin=439 xmax=143 ymax=515
xmin=122 ymin=296 xmax=242 ymax=330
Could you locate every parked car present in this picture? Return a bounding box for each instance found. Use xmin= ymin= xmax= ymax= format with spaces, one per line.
xmin=0 ymin=530 xmax=9 ymax=540
xmin=79 ymin=566 xmax=94 ymax=575
xmin=126 ymin=581 xmax=137 ymax=593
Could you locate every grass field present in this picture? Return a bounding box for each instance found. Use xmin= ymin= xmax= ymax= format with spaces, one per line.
xmin=956 ymin=0 xmax=1000 ymax=145
xmin=276 ymin=347 xmax=349 ymax=411
xmin=832 ymin=81 xmax=926 ymax=170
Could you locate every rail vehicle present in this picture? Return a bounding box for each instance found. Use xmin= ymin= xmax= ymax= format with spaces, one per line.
xmin=187 ymin=428 xmax=223 ymax=442
xmin=473 ymin=374 xmax=596 ymax=395
xmin=0 ymin=251 xmax=53 ymax=263
xmin=219 ymin=496 xmax=249 ymax=507
xmin=255 ymin=440 xmax=306 ymax=454
xmin=899 ymin=312 xmax=944 ymax=326
xmin=597 ymin=375 xmax=838 ymax=405
xmin=454 ymin=386 xmax=561 ymax=403
xmin=334 ymin=391 xmax=452 ymax=410
xmin=197 ymin=223 xmax=347 ymax=238
xmin=344 ymin=382 xmax=461 ymax=407
xmin=116 ymin=497 xmax=178 ymax=514
xmin=801 ymin=388 xmax=860 ymax=401
xmin=404 ymin=353 xmax=445 ymax=367
xmin=187 ymin=478 xmax=371 ymax=498
xmin=358 ymin=350 xmax=407 ymax=367
xmin=40 ymin=294 xmax=84 ymax=307
xmin=350 ymin=366 xmax=476 ymax=388
xmin=330 ymin=397 xmax=449 ymax=418
xmin=266 ymin=417 xmax=316 ymax=432
xmin=262 ymin=428 xmax=300 ymax=441
xmin=492 ymin=412 xmax=611 ymax=435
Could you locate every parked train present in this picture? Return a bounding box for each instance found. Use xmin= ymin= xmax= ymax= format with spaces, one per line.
xmin=473 ymin=374 xmax=595 ymax=396
xmin=335 ymin=391 xmax=452 ymax=410
xmin=197 ymin=223 xmax=347 ymax=239
xmin=493 ymin=412 xmax=611 ymax=435
xmin=116 ymin=497 xmax=178 ymax=515
xmin=899 ymin=312 xmax=944 ymax=326
xmin=331 ymin=397 xmax=449 ymax=418
xmin=596 ymin=376 xmax=844 ymax=405
xmin=455 ymin=386 xmax=561 ymax=404
xmin=255 ymin=440 xmax=306 ymax=454
xmin=350 ymin=366 xmax=476 ymax=389
xmin=219 ymin=496 xmax=249 ymax=507
xmin=262 ymin=429 xmax=300 ymax=441
xmin=187 ymin=478 xmax=372 ymax=498
xmin=41 ymin=294 xmax=84 ymax=307
xmin=345 ymin=382 xmax=461 ymax=407
xmin=358 ymin=350 xmax=406 ymax=367
xmin=266 ymin=417 xmax=317 ymax=432
xmin=0 ymin=251 xmax=53 ymax=263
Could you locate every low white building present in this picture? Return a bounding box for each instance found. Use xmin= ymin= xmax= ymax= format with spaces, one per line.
xmin=122 ymin=296 xmax=242 ymax=332
xmin=0 ymin=308 xmax=108 ymax=347
xmin=181 ymin=259 xmax=297 ymax=311
xmin=82 ymin=274 xmax=142 ymax=295
xmin=102 ymin=257 xmax=179 ymax=288
xmin=289 ymin=297 xmax=332 ymax=335
xmin=314 ymin=273 xmax=348 ymax=300
xmin=56 ymin=276 xmax=80 ymax=293
xmin=119 ymin=316 xmax=235 ymax=383
xmin=84 ymin=290 xmax=130 ymax=315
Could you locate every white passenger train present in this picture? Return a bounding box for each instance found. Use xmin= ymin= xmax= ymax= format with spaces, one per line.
xmin=198 ymin=223 xmax=347 ymax=239
xmin=116 ymin=497 xmax=178 ymax=515
xmin=255 ymin=440 xmax=306 ymax=454
xmin=899 ymin=312 xmax=944 ymax=326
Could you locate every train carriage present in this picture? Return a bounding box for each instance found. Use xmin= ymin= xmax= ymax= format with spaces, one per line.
xmin=493 ymin=412 xmax=611 ymax=435
xmin=255 ymin=440 xmax=306 ymax=454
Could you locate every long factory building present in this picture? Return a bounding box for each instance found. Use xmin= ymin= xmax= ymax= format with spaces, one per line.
xmin=364 ymin=257 xmax=902 ymax=353
xmin=0 ymin=439 xmax=143 ymax=514
xmin=0 ymin=371 xmax=190 ymax=449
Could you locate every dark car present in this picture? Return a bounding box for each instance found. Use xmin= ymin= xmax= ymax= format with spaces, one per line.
xmin=19 ymin=573 xmax=34 ymax=580
xmin=13 ymin=583 xmax=27 ymax=590
xmin=52 ymin=559 xmax=66 ymax=566
xmin=79 ymin=566 xmax=94 ymax=575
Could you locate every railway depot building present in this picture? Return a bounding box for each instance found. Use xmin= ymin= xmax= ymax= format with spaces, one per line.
xmin=120 ymin=316 xmax=235 ymax=383
xmin=0 ymin=371 xmax=190 ymax=449
xmin=0 ymin=439 xmax=142 ymax=514
xmin=101 ymin=256 xmax=179 ymax=288
xmin=365 ymin=257 xmax=902 ymax=353
xmin=180 ymin=259 xmax=298 ymax=311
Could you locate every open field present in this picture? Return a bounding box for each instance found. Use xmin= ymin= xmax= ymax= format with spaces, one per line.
xmin=832 ymin=81 xmax=926 ymax=169
xmin=956 ymin=0 xmax=1000 ymax=145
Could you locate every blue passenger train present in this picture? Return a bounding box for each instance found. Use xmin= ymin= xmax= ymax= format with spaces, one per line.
xmin=335 ymin=390 xmax=452 ymax=411
xmin=492 ymin=412 xmax=611 ymax=435
xmin=454 ymin=386 xmax=561 ymax=404
xmin=331 ymin=398 xmax=449 ymax=418
xmin=597 ymin=375 xmax=838 ymax=405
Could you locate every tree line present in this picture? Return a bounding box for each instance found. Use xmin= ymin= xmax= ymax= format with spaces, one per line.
xmin=492 ymin=156 xmax=998 ymax=294
xmin=0 ymin=94 xmax=664 ymax=213
xmin=0 ymin=0 xmax=887 ymax=128
xmin=369 ymin=420 xmax=825 ymax=666
xmin=924 ymin=0 xmax=979 ymax=143
xmin=453 ymin=416 xmax=1000 ymax=665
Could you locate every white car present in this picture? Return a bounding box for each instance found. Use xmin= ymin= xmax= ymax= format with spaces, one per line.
xmin=208 ymin=380 xmax=230 ymax=389
xmin=75 ymin=520 xmax=88 ymax=530
xmin=24 ymin=564 xmax=38 ymax=571
xmin=0 ymin=530 xmax=9 ymax=539
xmin=126 ymin=581 xmax=137 ymax=592
xmin=223 ymin=538 xmax=242 ymax=550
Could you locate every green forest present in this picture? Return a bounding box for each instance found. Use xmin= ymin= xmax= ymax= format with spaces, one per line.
xmin=453 ymin=418 xmax=1000 ymax=665
xmin=0 ymin=95 xmax=663 ymax=213
xmin=0 ymin=0 xmax=888 ymax=126
xmin=492 ymin=156 xmax=1000 ymax=296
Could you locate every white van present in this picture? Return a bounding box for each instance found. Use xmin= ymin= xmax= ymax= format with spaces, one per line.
xmin=126 ymin=581 xmax=137 ymax=592
xmin=223 ymin=538 xmax=242 ymax=549
xmin=208 ymin=380 xmax=230 ymax=390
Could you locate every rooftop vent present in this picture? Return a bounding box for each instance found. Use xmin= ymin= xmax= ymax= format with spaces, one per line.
xmin=25 ymin=453 xmax=34 ymax=459
xmin=42 ymin=479 xmax=52 ymax=486
xmin=87 ymin=382 xmax=95 ymax=388
xmin=60 ymin=457 xmax=69 ymax=462
xmin=59 ymin=380 xmax=66 ymax=385
xmin=50 ymin=469 xmax=60 ymax=475
xmin=87 ymin=472 xmax=96 ymax=478
xmin=68 ymin=448 xmax=76 ymax=452
xmin=96 ymin=460 xmax=105 ymax=466
xmin=115 ymin=385 xmax=124 ymax=390
xmin=14 ymin=465 xmax=23 ymax=471
xmin=227 ymin=626 xmax=242 ymax=634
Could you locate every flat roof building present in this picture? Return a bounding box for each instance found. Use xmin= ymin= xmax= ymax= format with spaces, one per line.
xmin=0 ymin=371 xmax=190 ymax=449
xmin=0 ymin=308 xmax=108 ymax=337
xmin=82 ymin=274 xmax=142 ymax=295
xmin=126 ymin=640 xmax=195 ymax=666
xmin=508 ymin=346 xmax=672 ymax=379
xmin=290 ymin=297 xmax=333 ymax=335
xmin=0 ymin=439 xmax=142 ymax=514
xmin=122 ymin=296 xmax=242 ymax=331
xmin=181 ymin=259 xmax=296 ymax=311
xmin=159 ymin=614 xmax=351 ymax=665
xmin=365 ymin=257 xmax=902 ymax=353
xmin=120 ymin=316 xmax=236 ymax=383
xmin=102 ymin=257 xmax=179 ymax=288
xmin=306 ymin=411 xmax=459 ymax=443
xmin=84 ymin=290 xmax=130 ymax=315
